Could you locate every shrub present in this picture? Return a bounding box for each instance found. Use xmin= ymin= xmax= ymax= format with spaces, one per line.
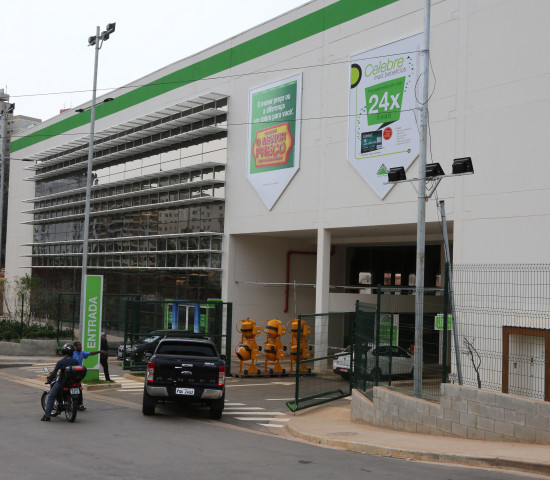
xmin=0 ymin=319 xmax=73 ymax=341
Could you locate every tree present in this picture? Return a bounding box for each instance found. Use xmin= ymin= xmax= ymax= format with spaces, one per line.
xmin=463 ymin=337 xmax=482 ymax=388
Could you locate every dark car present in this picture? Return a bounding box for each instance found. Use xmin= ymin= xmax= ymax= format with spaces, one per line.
xmin=123 ymin=330 xmax=202 ymax=366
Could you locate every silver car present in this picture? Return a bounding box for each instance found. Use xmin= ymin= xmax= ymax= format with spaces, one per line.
xmin=333 ymin=345 xmax=413 ymax=379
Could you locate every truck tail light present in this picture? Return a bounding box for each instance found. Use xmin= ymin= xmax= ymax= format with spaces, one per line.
xmin=218 ymin=365 xmax=225 ymax=386
xmin=146 ymin=361 xmax=155 ymax=383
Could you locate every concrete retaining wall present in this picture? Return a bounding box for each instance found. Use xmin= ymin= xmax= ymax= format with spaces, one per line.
xmin=0 ymin=339 xmax=71 ymax=356
xmin=351 ymin=384 xmax=550 ymax=445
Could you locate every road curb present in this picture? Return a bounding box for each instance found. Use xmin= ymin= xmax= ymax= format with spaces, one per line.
xmin=285 ymin=423 xmax=550 ymax=476
xmin=85 ymin=382 xmax=120 ymax=391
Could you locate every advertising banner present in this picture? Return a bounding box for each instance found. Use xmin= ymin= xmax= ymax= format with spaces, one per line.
xmin=348 ymin=34 xmax=422 ymax=199
xmin=82 ymin=275 xmax=103 ymax=378
xmin=247 ymin=74 xmax=302 ymax=210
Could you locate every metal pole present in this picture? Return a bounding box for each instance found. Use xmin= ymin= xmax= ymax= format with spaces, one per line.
xmin=413 ymin=0 xmax=431 ymax=398
xmin=0 ymin=100 xmax=9 ymax=270
xmin=79 ymin=26 xmax=101 ymax=342
xmin=439 ymin=200 xmax=463 ymax=384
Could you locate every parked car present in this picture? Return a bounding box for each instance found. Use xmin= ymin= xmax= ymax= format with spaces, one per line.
xmin=333 ymin=345 xmax=413 ymax=380
xmin=121 ymin=330 xmax=201 ymax=366
xmin=117 ymin=334 xmax=159 ymax=361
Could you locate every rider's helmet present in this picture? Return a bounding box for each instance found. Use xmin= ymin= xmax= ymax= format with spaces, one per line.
xmin=61 ymin=343 xmax=76 ymax=356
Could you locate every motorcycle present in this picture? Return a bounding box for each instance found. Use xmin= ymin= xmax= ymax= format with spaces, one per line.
xmin=41 ymin=365 xmax=87 ymax=422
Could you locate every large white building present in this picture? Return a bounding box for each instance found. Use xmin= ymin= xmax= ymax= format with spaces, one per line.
xmin=7 ymin=0 xmax=550 ymax=366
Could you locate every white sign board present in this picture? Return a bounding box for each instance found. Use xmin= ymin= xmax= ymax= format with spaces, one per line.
xmin=348 ymin=34 xmax=422 ymax=199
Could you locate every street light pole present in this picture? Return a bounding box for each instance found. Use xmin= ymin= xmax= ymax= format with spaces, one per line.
xmin=413 ymin=0 xmax=431 ymax=398
xmin=0 ymin=100 xmax=15 ymax=271
xmin=79 ymin=24 xmax=115 ymax=342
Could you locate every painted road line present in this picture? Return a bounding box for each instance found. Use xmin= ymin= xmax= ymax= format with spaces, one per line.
xmin=259 ymin=424 xmax=284 ymax=428
xmin=270 ymin=417 xmax=290 ymax=422
xmin=220 ymin=406 xmax=265 ymax=410
xmin=235 ymin=417 xmax=284 ymax=421
xmin=225 ymin=403 xmax=245 ymax=406
xmin=266 ymin=398 xmax=295 ymax=401
xmin=223 ymin=411 xmax=285 ymax=415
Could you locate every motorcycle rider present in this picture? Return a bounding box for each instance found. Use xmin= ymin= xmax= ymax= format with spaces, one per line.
xmin=41 ymin=343 xmax=79 ymax=422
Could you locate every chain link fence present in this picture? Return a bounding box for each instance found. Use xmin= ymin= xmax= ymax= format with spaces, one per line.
xmin=453 ymin=264 xmax=550 ymax=401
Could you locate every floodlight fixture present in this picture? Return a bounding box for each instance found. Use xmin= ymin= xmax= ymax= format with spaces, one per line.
xmin=425 ymin=162 xmax=445 ymax=178
xmin=75 ymin=97 xmax=115 ymax=113
xmin=88 ymin=36 xmax=96 ymax=46
xmin=452 ymin=157 xmax=474 ymax=175
xmin=106 ymin=22 xmax=116 ymax=34
xmin=387 ymin=166 xmax=407 ymax=182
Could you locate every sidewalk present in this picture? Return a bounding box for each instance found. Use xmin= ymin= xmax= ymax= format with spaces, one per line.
xmin=284 ymin=402 xmax=550 ymax=476
xmin=0 ymin=355 xmax=58 ymax=367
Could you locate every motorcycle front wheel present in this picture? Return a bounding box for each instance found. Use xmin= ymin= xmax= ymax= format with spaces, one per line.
xmin=64 ymin=396 xmax=78 ymax=422
xmin=40 ymin=392 xmax=47 ymax=412
xmin=41 ymin=392 xmax=60 ymax=416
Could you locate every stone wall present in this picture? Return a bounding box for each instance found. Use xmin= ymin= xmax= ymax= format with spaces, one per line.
xmin=351 ymin=384 xmax=550 ymax=445
xmin=0 ymin=339 xmax=70 ymax=356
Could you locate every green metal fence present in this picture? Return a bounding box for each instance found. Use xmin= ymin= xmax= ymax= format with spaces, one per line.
xmin=287 ymin=312 xmax=355 ymax=411
xmin=122 ymin=299 xmax=232 ymax=375
xmin=55 ymin=292 xmax=141 ymax=351
xmin=356 ymin=282 xmax=450 ymax=402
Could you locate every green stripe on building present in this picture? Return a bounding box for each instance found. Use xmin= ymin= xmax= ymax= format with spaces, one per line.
xmin=11 ymin=0 xmax=397 ymax=153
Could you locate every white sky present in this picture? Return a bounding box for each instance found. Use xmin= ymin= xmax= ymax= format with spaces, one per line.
xmin=2 ymin=0 xmax=309 ymax=122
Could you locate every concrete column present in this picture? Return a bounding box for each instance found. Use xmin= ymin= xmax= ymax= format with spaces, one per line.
xmin=314 ymin=227 xmax=331 ymax=364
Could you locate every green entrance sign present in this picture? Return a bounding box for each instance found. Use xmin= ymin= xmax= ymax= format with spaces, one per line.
xmin=435 ymin=314 xmax=453 ymax=331
xmin=82 ymin=275 xmax=103 ymax=380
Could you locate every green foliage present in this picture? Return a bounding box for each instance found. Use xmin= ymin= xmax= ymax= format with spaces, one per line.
xmin=0 ymin=319 xmax=73 ymax=341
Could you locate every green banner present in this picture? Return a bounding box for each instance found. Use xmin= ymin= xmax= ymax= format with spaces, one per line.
xmin=379 ymin=314 xmax=398 ymax=345
xmin=365 ymin=76 xmax=406 ymax=126
xmin=249 ymin=79 xmax=298 ymax=174
xmin=82 ymin=275 xmax=103 ymax=379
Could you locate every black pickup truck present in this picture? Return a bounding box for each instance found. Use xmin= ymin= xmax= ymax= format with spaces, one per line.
xmin=142 ymin=337 xmax=226 ymax=419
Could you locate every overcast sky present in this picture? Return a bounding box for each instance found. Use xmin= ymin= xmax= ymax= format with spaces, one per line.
xmin=2 ymin=0 xmax=309 ymax=122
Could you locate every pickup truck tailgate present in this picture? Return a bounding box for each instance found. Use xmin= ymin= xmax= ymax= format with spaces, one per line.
xmin=154 ymin=356 xmax=221 ymax=386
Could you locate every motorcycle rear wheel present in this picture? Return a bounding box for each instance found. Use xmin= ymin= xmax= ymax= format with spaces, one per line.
xmin=64 ymin=396 xmax=78 ymax=422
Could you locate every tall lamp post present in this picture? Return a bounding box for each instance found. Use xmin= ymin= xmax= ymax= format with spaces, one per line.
xmin=79 ymin=23 xmax=116 ymax=341
xmin=0 ymin=100 xmax=15 ymax=270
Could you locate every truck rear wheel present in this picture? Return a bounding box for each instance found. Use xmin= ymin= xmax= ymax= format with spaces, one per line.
xmin=142 ymin=389 xmax=156 ymax=416
xmin=209 ymin=393 xmax=224 ymax=420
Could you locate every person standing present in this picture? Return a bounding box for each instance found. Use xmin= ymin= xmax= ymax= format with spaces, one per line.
xmin=72 ymin=341 xmax=104 ymax=410
xmin=100 ymin=332 xmax=114 ymax=382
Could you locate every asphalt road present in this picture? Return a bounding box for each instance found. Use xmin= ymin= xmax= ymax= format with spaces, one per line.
xmin=0 ymin=362 xmax=542 ymax=480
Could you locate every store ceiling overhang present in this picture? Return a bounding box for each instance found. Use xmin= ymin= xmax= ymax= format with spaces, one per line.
xmin=230 ymin=222 xmax=453 ymax=245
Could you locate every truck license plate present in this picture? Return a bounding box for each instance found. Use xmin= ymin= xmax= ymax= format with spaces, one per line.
xmin=70 ymin=388 xmax=80 ymax=395
xmin=176 ymin=388 xmax=194 ymax=395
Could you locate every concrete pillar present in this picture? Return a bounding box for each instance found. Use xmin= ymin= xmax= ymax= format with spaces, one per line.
xmin=314 ymin=227 xmax=331 ymax=365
